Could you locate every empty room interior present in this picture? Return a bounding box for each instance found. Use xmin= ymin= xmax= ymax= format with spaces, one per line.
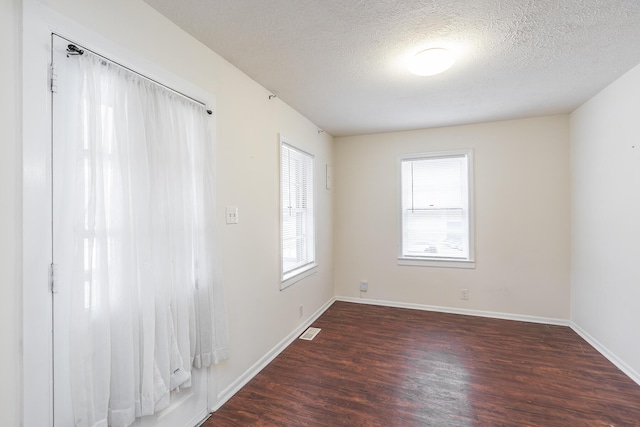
xmin=3 ymin=0 xmax=640 ymax=426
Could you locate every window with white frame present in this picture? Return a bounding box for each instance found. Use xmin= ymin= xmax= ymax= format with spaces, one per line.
xmin=399 ymin=149 xmax=475 ymax=268
xmin=280 ymin=139 xmax=316 ymax=286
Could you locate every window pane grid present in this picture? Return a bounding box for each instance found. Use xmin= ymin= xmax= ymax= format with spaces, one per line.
xmin=401 ymin=152 xmax=471 ymax=261
xmin=281 ymin=142 xmax=315 ymax=280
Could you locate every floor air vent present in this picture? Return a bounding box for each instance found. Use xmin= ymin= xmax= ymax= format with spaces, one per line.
xmin=299 ymin=327 xmax=321 ymax=341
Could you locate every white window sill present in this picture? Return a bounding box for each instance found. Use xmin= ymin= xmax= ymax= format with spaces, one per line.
xmin=397 ymin=258 xmax=475 ymax=269
xmin=281 ymin=264 xmax=318 ymax=290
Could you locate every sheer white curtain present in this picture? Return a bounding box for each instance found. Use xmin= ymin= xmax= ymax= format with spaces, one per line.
xmin=58 ymin=49 xmax=229 ymax=427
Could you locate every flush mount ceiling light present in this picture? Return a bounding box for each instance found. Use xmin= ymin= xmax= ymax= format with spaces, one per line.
xmin=408 ymin=48 xmax=454 ymax=76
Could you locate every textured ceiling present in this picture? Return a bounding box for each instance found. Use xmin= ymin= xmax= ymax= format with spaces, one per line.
xmin=144 ymin=0 xmax=640 ymax=137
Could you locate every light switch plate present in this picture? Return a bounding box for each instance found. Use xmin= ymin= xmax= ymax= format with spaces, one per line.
xmin=225 ymin=206 xmax=239 ymax=224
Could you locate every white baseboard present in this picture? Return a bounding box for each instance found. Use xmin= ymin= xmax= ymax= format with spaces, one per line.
xmin=212 ymin=297 xmax=336 ymax=411
xmin=335 ymin=296 xmax=570 ymax=326
xmin=570 ymin=322 xmax=640 ymax=387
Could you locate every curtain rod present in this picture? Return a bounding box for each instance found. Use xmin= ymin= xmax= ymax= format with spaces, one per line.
xmin=52 ymin=33 xmax=213 ymax=115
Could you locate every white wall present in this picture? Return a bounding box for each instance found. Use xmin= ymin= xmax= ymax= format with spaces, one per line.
xmin=334 ymin=116 xmax=571 ymax=320
xmin=1 ymin=0 xmax=22 ymax=425
xmin=570 ymin=63 xmax=640 ymax=380
xmin=23 ymin=0 xmax=333 ymax=422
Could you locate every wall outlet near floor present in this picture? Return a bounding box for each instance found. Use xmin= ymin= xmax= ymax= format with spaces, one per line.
xmin=298 ymin=305 xmax=304 ymax=318
xmin=461 ymin=289 xmax=469 ymax=300
xmin=360 ymin=281 xmax=368 ymax=292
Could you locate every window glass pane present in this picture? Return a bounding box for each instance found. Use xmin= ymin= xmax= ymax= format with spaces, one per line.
xmin=281 ymin=142 xmax=315 ymax=279
xmin=401 ymin=153 xmax=470 ymax=261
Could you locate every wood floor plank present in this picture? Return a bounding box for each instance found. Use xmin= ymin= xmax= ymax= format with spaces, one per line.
xmin=205 ymin=301 xmax=640 ymax=426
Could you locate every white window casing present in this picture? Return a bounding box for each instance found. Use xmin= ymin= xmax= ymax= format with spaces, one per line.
xmin=398 ymin=149 xmax=475 ymax=269
xmin=280 ymin=138 xmax=317 ymax=288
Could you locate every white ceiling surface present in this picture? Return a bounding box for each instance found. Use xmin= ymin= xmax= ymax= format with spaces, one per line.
xmin=144 ymin=0 xmax=640 ymax=137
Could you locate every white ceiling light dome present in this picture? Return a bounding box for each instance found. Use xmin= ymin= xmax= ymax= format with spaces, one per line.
xmin=408 ymin=48 xmax=455 ymax=76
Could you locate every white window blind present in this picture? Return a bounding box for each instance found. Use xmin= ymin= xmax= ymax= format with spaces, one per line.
xmin=281 ymin=141 xmax=315 ymax=282
xmin=400 ymin=150 xmax=473 ymax=265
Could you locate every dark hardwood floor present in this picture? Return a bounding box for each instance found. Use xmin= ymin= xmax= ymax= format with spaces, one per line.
xmin=205 ymin=301 xmax=640 ymax=426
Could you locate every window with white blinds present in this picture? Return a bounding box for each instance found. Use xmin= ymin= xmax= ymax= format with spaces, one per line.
xmin=399 ymin=149 xmax=475 ymax=268
xmin=281 ymin=139 xmax=316 ymax=286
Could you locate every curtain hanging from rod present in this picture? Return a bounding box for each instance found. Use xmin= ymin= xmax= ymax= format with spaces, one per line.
xmin=55 ymin=43 xmax=229 ymax=427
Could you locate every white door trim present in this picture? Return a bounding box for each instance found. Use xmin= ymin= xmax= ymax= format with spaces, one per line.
xmin=23 ymin=2 xmax=218 ymax=425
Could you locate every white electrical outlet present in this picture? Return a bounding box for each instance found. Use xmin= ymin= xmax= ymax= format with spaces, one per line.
xmin=298 ymin=305 xmax=303 ymax=318
xmin=360 ymin=281 xmax=368 ymax=292
xmin=461 ymin=289 xmax=469 ymax=300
